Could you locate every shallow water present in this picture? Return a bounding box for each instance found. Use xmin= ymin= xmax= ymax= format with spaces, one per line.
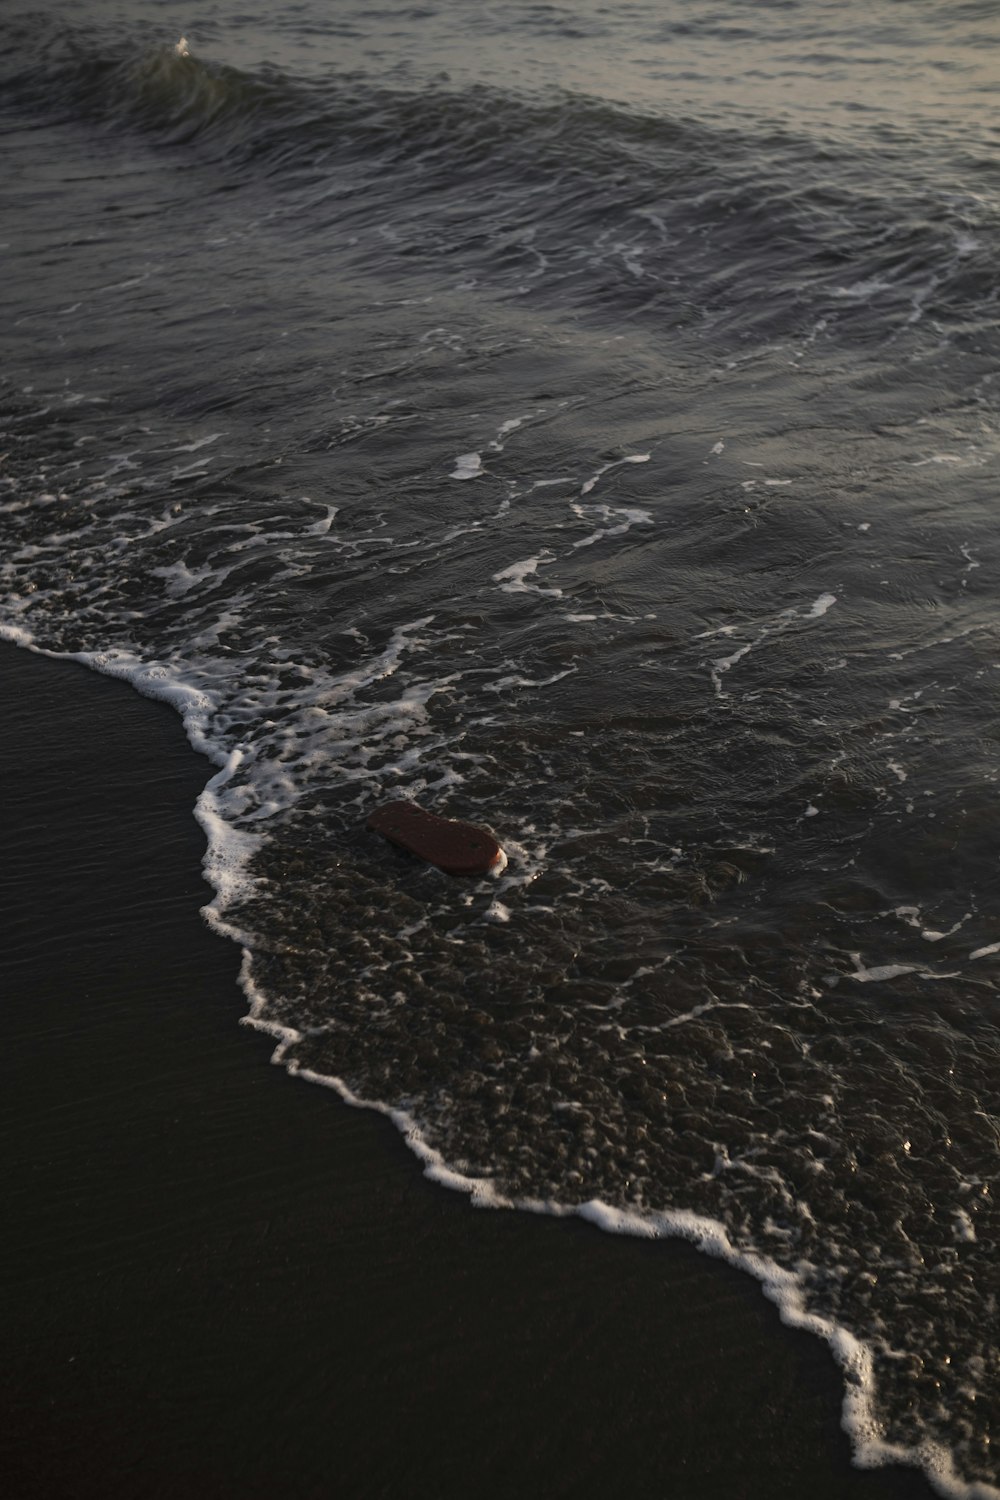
xmin=3 ymin=2 xmax=1000 ymax=1491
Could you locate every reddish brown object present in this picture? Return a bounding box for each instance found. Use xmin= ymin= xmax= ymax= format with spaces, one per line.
xmin=366 ymin=800 xmax=504 ymax=877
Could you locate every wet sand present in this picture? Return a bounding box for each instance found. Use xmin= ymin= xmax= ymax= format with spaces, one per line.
xmin=0 ymin=641 xmax=937 ymax=1500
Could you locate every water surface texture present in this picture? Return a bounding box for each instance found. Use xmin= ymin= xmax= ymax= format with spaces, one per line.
xmin=3 ymin=3 xmax=1000 ymax=1492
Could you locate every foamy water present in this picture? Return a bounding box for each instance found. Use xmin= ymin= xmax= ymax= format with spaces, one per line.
xmin=3 ymin=1 xmax=1000 ymax=1492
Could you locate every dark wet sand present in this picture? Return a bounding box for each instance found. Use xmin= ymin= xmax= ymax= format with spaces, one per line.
xmin=0 ymin=641 xmax=938 ymax=1500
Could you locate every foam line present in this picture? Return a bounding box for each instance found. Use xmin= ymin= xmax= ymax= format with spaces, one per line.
xmin=3 ymin=623 xmax=995 ymax=1500
xmin=262 ymin=1056 xmax=997 ymax=1500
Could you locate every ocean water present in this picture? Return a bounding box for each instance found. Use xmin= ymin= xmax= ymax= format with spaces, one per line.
xmin=3 ymin=1 xmax=1000 ymax=1490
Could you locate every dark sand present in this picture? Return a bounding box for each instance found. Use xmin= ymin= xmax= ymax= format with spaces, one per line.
xmin=0 ymin=640 xmax=938 ymax=1500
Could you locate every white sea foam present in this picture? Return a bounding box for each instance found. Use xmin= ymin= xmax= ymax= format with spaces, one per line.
xmin=159 ymin=431 xmax=223 ymax=454
xmin=801 ymin=592 xmax=837 ymax=619
xmin=490 ymin=416 xmax=525 ymax=449
xmin=579 ymin=452 xmax=650 ymax=496
xmin=711 ymin=641 xmax=754 ymax=694
xmin=449 ymin=452 xmax=483 ymax=480
xmin=953 ymin=1209 xmax=977 ymax=1244
xmin=569 ymin=501 xmax=654 ymax=549
xmin=492 ymin=552 xmax=563 ymax=596
xmin=527 ymin=477 xmax=577 ymax=492
xmin=706 ymin=592 xmax=837 ymax=696
xmin=887 ymin=906 xmax=971 ymax=944
xmin=832 ymin=277 xmax=892 ymax=300
xmin=305 ymin=503 xmax=339 ymax=535
xmin=846 ymin=952 xmax=916 ymax=983
xmin=195 ymin=755 xmax=265 ymax=939
xmin=150 ymin=559 xmax=232 ymax=597
xmin=920 ymin=920 xmax=969 ymax=943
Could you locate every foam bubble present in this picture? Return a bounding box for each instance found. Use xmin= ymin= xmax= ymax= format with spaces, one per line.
xmin=490 ymin=417 xmax=525 ymax=449
xmin=450 ymin=452 xmax=483 ymax=480
xmin=579 ymin=452 xmax=650 ymax=496
xmin=953 ymin=1209 xmax=977 ymax=1244
xmin=848 ymin=956 xmax=919 ymax=983
xmin=569 ymin=501 xmax=654 ymax=550
xmin=492 ymin=553 xmax=563 ymax=596
xmin=803 ymin=593 xmax=837 ymax=619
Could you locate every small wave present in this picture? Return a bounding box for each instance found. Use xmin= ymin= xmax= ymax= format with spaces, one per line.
xmin=4 ymin=21 xmax=998 ymax=343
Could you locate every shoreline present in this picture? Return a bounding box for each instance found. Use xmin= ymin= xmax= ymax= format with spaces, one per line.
xmin=0 ymin=639 xmax=938 ymax=1499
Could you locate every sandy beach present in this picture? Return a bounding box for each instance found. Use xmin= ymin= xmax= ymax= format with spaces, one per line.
xmin=0 ymin=641 xmax=939 ymax=1500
